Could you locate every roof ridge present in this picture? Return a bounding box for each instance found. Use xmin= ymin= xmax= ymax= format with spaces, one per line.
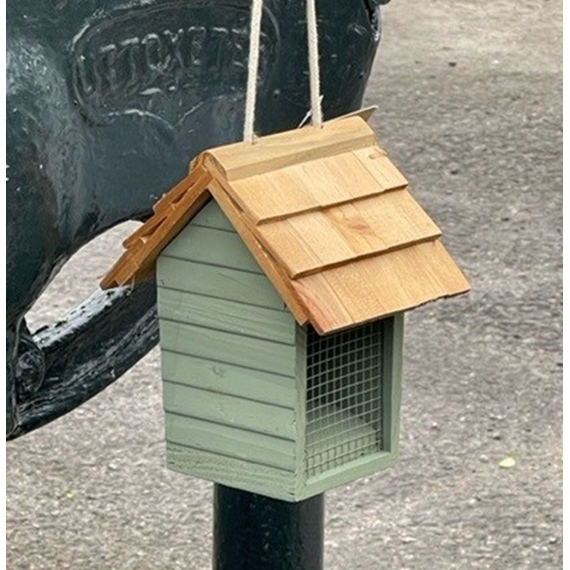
xmin=204 ymin=116 xmax=377 ymax=181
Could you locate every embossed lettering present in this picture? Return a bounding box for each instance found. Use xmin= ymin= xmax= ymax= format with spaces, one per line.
xmin=72 ymin=4 xmax=278 ymax=124
xmin=163 ymin=29 xmax=185 ymax=69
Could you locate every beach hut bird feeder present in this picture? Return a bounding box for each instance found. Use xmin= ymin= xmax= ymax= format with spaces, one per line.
xmin=102 ymin=115 xmax=470 ymax=502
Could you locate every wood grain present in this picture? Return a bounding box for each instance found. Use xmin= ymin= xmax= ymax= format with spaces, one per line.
xmin=163 ymin=383 xmax=297 ymax=440
xmin=157 ymin=288 xmax=295 ymax=344
xmin=223 ymin=151 xmax=390 ymax=224
xmin=161 ymin=224 xmax=263 ymax=274
xmin=207 ymin=180 xmax=310 ymax=325
xmin=159 ymin=319 xmax=297 ymax=377
xmin=205 ymin=116 xmax=377 ymax=181
xmin=156 ymin=258 xmax=285 ymax=310
xmin=353 ymin=147 xmax=408 ymax=190
xmin=167 ymin=444 xmax=298 ymax=501
xmin=293 ymin=240 xmax=471 ymax=333
xmin=165 ymin=414 xmax=296 ymax=471
xmin=256 ymin=190 xmax=442 ymax=278
xmin=160 ymin=351 xmax=297 ymax=408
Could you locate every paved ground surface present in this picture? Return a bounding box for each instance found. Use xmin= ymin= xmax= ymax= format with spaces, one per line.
xmin=6 ymin=0 xmax=562 ymax=568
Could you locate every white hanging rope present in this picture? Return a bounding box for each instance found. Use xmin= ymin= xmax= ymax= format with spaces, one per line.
xmin=243 ymin=0 xmax=323 ymax=143
xmin=243 ymin=0 xmax=264 ymax=143
xmin=306 ymin=0 xmax=323 ymax=128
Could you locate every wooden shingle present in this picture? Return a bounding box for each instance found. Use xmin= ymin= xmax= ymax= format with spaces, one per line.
xmin=256 ymin=190 xmax=442 ymax=278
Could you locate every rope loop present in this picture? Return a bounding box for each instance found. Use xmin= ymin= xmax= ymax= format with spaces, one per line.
xmin=243 ymin=0 xmax=323 ymax=143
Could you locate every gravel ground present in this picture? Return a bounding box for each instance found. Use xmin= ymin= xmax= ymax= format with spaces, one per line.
xmin=6 ymin=0 xmax=562 ymax=568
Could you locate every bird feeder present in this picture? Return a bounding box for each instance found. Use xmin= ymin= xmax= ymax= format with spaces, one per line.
xmin=101 ymin=115 xmax=470 ymax=502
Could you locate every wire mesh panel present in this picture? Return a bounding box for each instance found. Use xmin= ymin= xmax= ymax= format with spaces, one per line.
xmin=305 ymin=321 xmax=384 ymax=479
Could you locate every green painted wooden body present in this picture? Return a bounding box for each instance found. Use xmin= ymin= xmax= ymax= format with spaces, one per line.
xmin=156 ymin=201 xmax=403 ymax=502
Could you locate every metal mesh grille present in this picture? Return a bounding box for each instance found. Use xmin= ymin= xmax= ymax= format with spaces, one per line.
xmin=305 ymin=322 xmax=383 ymax=479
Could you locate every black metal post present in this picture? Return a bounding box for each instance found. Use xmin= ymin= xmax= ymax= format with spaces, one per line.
xmin=213 ymin=485 xmax=325 ymax=570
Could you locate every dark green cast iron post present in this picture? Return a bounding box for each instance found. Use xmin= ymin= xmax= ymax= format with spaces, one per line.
xmin=213 ymin=485 xmax=325 ymax=570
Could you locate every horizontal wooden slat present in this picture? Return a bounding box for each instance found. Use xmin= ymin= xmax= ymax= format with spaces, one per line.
xmin=163 ymin=383 xmax=297 ymax=439
xmin=224 ymin=151 xmax=390 ymax=224
xmin=257 ymin=190 xmax=442 ymax=278
xmin=167 ymin=443 xmax=297 ymax=501
xmin=160 ymin=351 xmax=297 ymax=408
xmin=205 ymin=116 xmax=377 ymax=181
xmin=161 ymin=224 xmax=263 ymax=274
xmin=293 ymin=240 xmax=471 ymax=333
xmin=165 ymin=414 xmax=296 ymax=471
xmin=192 ymin=199 xmax=235 ymax=231
xmin=159 ymin=320 xmax=297 ymax=376
xmin=157 ymin=257 xmax=285 ymax=310
xmin=157 ymin=289 xmax=295 ymax=344
xmin=208 ymin=181 xmax=310 ymax=325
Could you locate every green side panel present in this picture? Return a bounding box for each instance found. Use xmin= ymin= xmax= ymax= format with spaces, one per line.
xmin=161 ymin=225 xmax=262 ymax=274
xmin=192 ymin=200 xmax=235 ymax=232
xmin=382 ymin=314 xmax=404 ymax=455
xmin=167 ymin=443 xmax=297 ymax=501
xmin=157 ymin=202 xmax=303 ymax=498
xmin=299 ymin=451 xmax=397 ymax=500
xmin=157 ymin=258 xmax=284 ymax=310
xmin=161 ymin=351 xmax=297 ymax=408
xmin=157 ymin=288 xmax=295 ymax=345
xmin=159 ymin=320 xmax=296 ymax=376
xmin=165 ymin=413 xmax=296 ymax=471
xmin=163 ymin=383 xmax=297 ymax=439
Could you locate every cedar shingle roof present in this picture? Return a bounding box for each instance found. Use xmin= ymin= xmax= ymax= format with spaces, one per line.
xmin=101 ymin=116 xmax=470 ymax=333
